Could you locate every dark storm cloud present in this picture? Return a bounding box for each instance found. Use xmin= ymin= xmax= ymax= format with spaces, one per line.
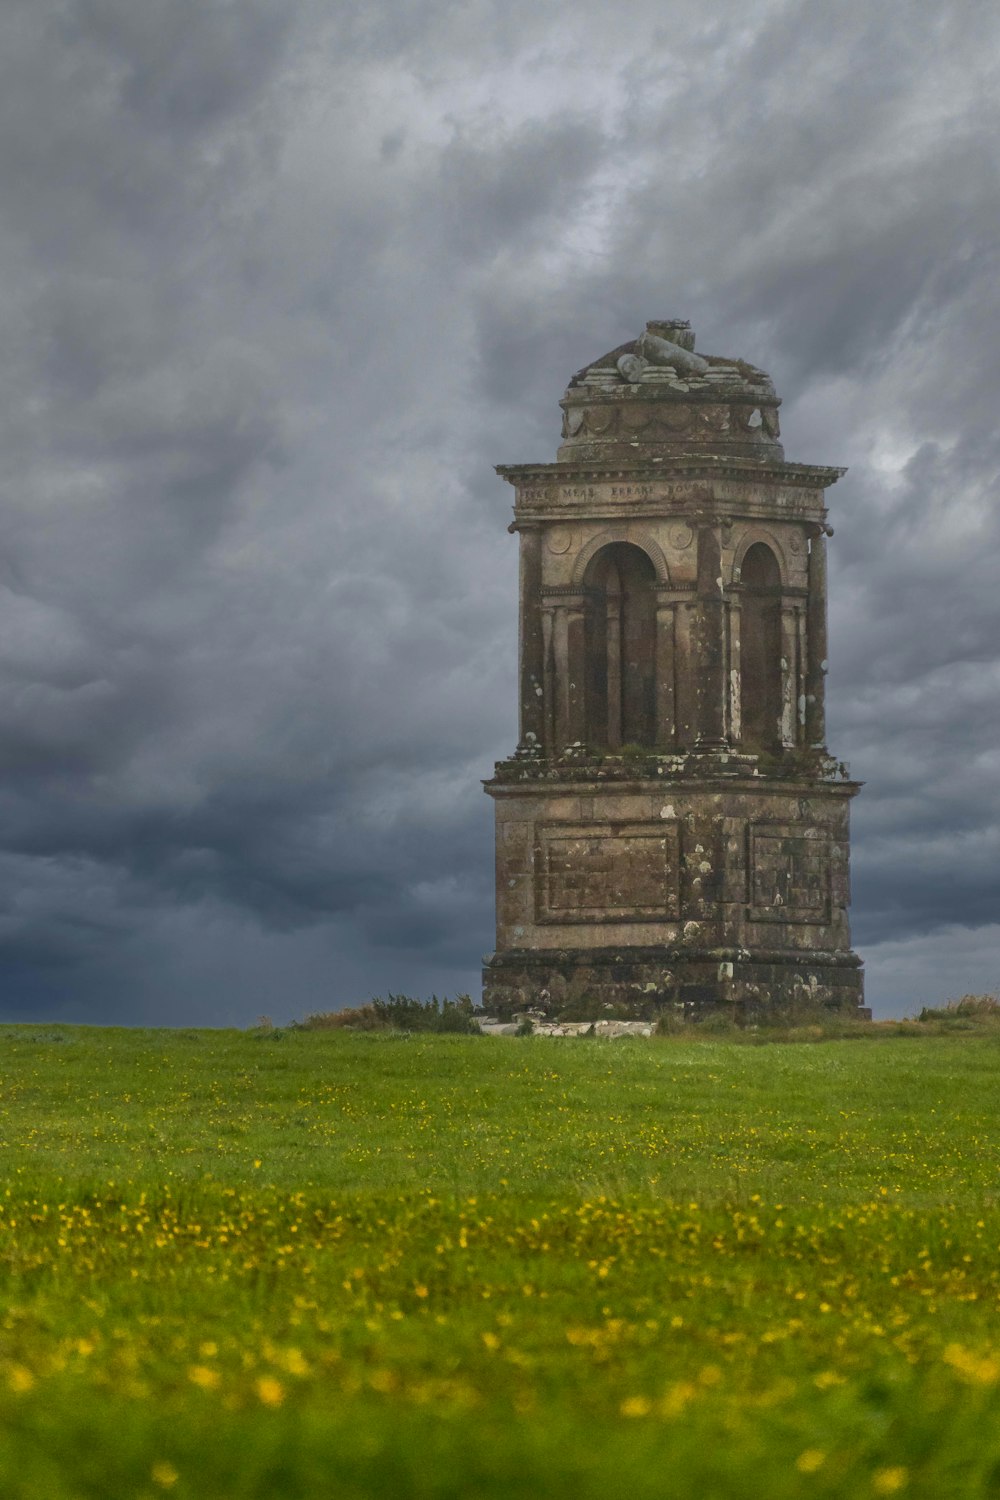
xmin=1 ymin=0 xmax=998 ymax=1022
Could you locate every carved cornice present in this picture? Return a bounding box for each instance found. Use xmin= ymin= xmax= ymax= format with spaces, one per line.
xmin=540 ymin=586 xmax=590 ymax=602
xmin=485 ymin=760 xmax=861 ymax=792
xmin=730 ymin=584 xmax=809 ymax=599
xmin=497 ymin=458 xmax=846 ymax=488
xmin=560 ymin=385 xmax=781 ymax=408
xmin=509 ymin=499 xmax=830 ymax=534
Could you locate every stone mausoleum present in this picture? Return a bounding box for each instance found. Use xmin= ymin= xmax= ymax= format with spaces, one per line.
xmin=482 ymin=320 xmax=867 ymax=1021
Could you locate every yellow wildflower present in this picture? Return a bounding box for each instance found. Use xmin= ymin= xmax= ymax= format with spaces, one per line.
xmin=620 ymin=1395 xmax=651 ymax=1417
xmin=873 ymin=1468 xmax=908 ymax=1494
xmin=281 ymin=1347 xmax=309 ymax=1377
xmin=943 ymin=1344 xmax=1000 ymax=1385
xmin=256 ymin=1376 xmax=285 ymax=1407
xmin=659 ymin=1381 xmax=696 ymax=1417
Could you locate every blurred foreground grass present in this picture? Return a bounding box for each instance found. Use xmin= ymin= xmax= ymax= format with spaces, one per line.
xmin=0 ymin=1024 xmax=998 ymax=1498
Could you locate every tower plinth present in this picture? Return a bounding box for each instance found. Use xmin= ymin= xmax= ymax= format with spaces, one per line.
xmin=483 ymin=321 xmax=867 ymax=1021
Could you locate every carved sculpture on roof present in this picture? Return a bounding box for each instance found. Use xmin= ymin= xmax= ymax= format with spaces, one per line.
xmin=559 ymin=320 xmax=782 ymax=463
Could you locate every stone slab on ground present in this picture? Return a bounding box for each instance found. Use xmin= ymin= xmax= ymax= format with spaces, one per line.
xmin=478 ymin=1018 xmax=654 ymax=1038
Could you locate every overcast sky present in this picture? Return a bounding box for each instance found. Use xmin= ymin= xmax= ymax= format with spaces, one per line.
xmin=1 ymin=0 xmax=998 ymax=1026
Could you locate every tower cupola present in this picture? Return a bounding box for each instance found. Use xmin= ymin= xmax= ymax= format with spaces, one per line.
xmin=558 ymin=320 xmax=783 ymax=464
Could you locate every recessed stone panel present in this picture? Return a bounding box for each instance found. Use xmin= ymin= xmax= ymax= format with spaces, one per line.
xmin=748 ymin=824 xmax=830 ymax=923
xmin=535 ymin=821 xmax=680 ymax=923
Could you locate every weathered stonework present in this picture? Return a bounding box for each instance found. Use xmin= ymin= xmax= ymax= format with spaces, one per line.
xmin=483 ymin=320 xmax=866 ymax=1022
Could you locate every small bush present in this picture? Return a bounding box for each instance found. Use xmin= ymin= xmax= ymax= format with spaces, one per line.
xmin=749 ymin=1002 xmax=869 ymax=1039
xmin=918 ymin=994 xmax=1000 ymax=1025
xmin=296 ymin=994 xmax=481 ymax=1035
xmin=246 ymin=1016 xmax=287 ymax=1041
xmin=654 ymin=1005 xmax=879 ymax=1044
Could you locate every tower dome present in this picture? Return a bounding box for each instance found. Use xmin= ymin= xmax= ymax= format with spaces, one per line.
xmin=558 ymin=319 xmax=783 ymax=463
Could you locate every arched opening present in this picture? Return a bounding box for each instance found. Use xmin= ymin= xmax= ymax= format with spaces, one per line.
xmin=739 ymin=542 xmax=783 ymax=751
xmin=583 ymin=543 xmax=657 ymax=749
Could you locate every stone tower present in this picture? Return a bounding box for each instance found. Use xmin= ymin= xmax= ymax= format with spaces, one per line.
xmin=482 ymin=320 xmax=866 ymax=1021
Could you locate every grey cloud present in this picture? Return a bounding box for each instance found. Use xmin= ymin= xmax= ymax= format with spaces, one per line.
xmin=439 ymin=117 xmax=607 ymax=258
xmin=71 ymin=0 xmax=291 ymax=132
xmin=1 ymin=0 xmax=998 ymax=1022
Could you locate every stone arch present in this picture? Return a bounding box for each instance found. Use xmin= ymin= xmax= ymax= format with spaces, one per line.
xmin=731 ymin=527 xmax=789 ymax=587
xmin=582 ymin=541 xmax=658 ymax=750
xmin=738 ymin=540 xmax=784 ymax=752
xmin=571 ymin=527 xmax=670 ymax=587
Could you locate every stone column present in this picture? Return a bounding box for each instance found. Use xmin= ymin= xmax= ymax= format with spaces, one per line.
xmin=552 ymin=595 xmax=588 ymax=750
xmin=605 ymin=593 xmax=622 ymax=750
xmin=673 ymin=595 xmax=696 ymax=748
xmin=695 ymin=525 xmax=727 ymax=747
xmin=780 ymin=604 xmax=798 ymax=747
xmin=566 ymin=599 xmax=588 ymax=747
xmin=806 ymin=530 xmax=828 ymax=747
xmin=796 ymin=606 xmax=808 ymax=746
xmin=728 ymin=599 xmax=742 ymax=744
xmin=518 ymin=527 xmax=545 ymax=749
xmin=541 ymin=604 xmax=556 ymax=755
xmin=552 ymin=603 xmax=570 ymax=749
xmin=655 ymin=597 xmax=677 ymax=750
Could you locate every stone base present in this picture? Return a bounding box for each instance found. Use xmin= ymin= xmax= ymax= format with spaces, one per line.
xmin=482 ymin=946 xmax=867 ymax=1023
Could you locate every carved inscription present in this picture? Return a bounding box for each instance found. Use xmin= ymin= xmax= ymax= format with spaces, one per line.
xmin=536 ymin=822 xmax=680 ymax=923
xmin=749 ymin=825 xmax=830 ymax=923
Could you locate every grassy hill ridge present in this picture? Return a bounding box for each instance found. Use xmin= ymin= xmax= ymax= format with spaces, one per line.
xmin=0 ymin=1025 xmax=998 ymax=1497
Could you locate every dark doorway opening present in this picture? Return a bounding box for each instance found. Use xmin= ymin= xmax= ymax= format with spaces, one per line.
xmin=740 ymin=542 xmax=783 ymax=750
xmin=584 ymin=543 xmax=657 ymax=749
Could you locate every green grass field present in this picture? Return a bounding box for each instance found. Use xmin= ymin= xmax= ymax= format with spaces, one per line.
xmin=1 ymin=1023 xmax=999 ymax=1498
